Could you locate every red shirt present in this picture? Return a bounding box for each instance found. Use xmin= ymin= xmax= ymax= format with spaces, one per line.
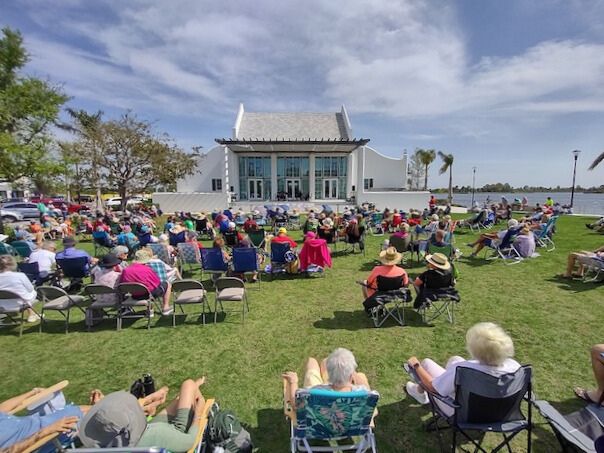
xmin=366 ymin=265 xmax=408 ymax=297
xmin=120 ymin=263 xmax=160 ymax=293
xmin=272 ymin=234 xmax=297 ymax=248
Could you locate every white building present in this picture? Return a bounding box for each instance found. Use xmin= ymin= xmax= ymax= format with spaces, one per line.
xmin=154 ymin=104 xmax=429 ymax=212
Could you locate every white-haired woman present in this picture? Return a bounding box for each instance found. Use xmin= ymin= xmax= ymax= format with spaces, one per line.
xmin=0 ymin=255 xmax=40 ymax=322
xmin=405 ymin=322 xmax=520 ymax=415
xmin=282 ymin=348 xmax=370 ymax=404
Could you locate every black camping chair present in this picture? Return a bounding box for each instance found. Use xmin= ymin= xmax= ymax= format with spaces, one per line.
xmin=406 ymin=364 xmax=533 ymax=453
xmin=360 ymin=276 xmax=410 ymax=327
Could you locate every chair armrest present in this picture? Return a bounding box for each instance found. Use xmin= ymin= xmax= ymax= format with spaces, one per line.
xmin=283 ymin=378 xmax=297 ymax=424
xmin=21 ymin=432 xmax=60 ymax=453
xmin=9 ymin=380 xmax=69 ymax=415
xmin=402 ymin=364 xmax=458 ymax=408
xmin=187 ymin=398 xmax=215 ymax=453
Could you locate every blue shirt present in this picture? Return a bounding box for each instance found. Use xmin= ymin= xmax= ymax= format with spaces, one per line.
xmin=56 ymin=247 xmax=91 ymax=262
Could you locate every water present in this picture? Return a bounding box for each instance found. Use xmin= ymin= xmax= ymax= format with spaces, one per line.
xmin=451 ymin=192 xmax=604 ymax=215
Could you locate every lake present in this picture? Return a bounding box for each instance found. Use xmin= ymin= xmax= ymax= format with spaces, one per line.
xmin=451 ymin=191 xmax=604 ymax=215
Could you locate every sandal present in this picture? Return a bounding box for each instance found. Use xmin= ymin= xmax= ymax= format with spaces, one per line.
xmin=574 ymin=387 xmax=598 ymax=404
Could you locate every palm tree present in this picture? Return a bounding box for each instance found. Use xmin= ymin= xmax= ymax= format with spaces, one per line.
xmin=438 ymin=151 xmax=454 ymax=204
xmin=416 ymin=149 xmax=436 ymax=190
xmin=589 ymin=151 xmax=604 ymax=170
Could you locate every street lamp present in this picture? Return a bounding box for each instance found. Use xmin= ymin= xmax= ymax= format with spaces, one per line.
xmin=570 ymin=150 xmax=581 ymax=208
xmin=471 ymin=166 xmax=477 ymax=207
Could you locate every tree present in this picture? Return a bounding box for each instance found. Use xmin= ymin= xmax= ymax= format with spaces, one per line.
xmin=70 ymin=112 xmax=201 ymax=211
xmin=416 ymin=149 xmax=436 ymax=190
xmin=589 ymin=151 xmax=604 ymax=171
xmin=437 ymin=151 xmax=454 ymax=204
xmin=0 ymin=27 xmax=68 ymax=233
xmin=407 ymin=149 xmax=426 ymax=190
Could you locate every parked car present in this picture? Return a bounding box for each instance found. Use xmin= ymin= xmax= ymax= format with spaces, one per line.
xmin=105 ymin=197 xmax=143 ymax=208
xmin=0 ymin=197 xmax=26 ymax=204
xmin=1 ymin=202 xmax=41 ymax=219
xmin=67 ymin=202 xmax=91 ymax=214
xmin=0 ymin=208 xmax=24 ymax=223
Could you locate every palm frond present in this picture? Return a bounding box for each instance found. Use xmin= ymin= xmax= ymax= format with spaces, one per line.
xmin=589 ymin=151 xmax=604 ymax=170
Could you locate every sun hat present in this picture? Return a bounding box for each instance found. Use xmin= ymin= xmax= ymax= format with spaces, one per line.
xmin=400 ymin=223 xmax=410 ymax=232
xmin=431 ymin=214 xmax=439 ymax=221
xmin=323 ymin=217 xmax=334 ymax=227
xmin=305 ymin=231 xmax=316 ymax=240
xmin=78 ymin=391 xmax=147 ymax=448
xmin=134 ymin=249 xmax=152 ymax=263
xmin=508 ymin=219 xmax=519 ymax=228
xmin=379 ymin=247 xmax=402 ymax=265
xmin=63 ymin=237 xmax=76 ymax=247
xmin=425 ymin=253 xmax=451 ymax=271
xmin=158 ymin=234 xmax=169 ymax=244
xmin=98 ymin=253 xmax=122 ymax=268
xmin=278 ymin=227 xmax=287 ymax=234
xmin=444 ymin=215 xmax=452 ymax=221
xmin=111 ymin=245 xmax=129 ymax=257
xmin=228 ymin=221 xmax=236 ymax=229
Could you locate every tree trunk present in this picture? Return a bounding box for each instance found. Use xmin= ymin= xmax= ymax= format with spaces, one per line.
xmin=448 ymin=165 xmax=453 ymax=204
xmin=424 ymin=164 xmax=429 ymax=191
xmin=119 ymin=185 xmax=128 ymax=213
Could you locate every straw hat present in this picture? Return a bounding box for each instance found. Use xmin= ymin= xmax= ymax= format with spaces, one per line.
xmin=134 ymin=249 xmax=152 ymax=263
xmin=323 ymin=217 xmax=334 ymax=227
xmin=425 ymin=253 xmax=451 ymax=271
xmin=379 ymin=247 xmax=402 ymax=265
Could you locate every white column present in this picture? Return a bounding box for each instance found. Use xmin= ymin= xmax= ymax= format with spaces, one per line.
xmin=271 ymin=154 xmax=278 ymax=200
xmin=346 ymin=153 xmax=354 ymax=199
xmin=309 ymin=154 xmax=316 ymax=201
xmin=223 ymin=146 xmax=230 ymax=202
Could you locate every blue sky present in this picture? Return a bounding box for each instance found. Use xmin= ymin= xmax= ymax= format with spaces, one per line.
xmin=3 ymin=0 xmax=604 ymax=188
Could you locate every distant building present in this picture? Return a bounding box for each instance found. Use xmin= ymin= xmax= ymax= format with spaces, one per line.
xmin=155 ymin=104 xmax=428 ymax=212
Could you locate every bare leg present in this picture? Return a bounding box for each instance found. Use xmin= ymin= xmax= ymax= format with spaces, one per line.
xmin=361 ymin=280 xmax=369 ymax=299
xmin=162 ymin=282 xmax=172 ymax=310
xmin=320 ymin=359 xmax=329 ymax=383
xmin=564 ymin=253 xmax=580 ymax=277
xmin=587 ymin=345 xmax=604 ymax=402
xmin=302 ymin=358 xmax=322 ymax=387
xmin=352 ymin=372 xmax=370 ymax=389
xmin=163 ymin=377 xmax=206 ymax=417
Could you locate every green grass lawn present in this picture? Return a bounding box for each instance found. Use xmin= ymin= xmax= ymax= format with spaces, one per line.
xmin=1 ymin=215 xmax=603 ymax=452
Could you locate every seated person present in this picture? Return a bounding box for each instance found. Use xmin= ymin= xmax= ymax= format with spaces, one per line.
xmin=28 ymin=221 xmax=45 ymax=246
xmin=117 ymin=225 xmax=139 ymax=248
xmin=466 ymin=219 xmax=519 ymax=257
xmin=282 ymin=348 xmax=370 ymax=405
xmin=223 ymin=222 xmax=244 ymax=247
xmin=27 ymin=241 xmax=57 ymax=282
xmin=586 ymin=217 xmax=604 ymax=230
xmin=158 ymin=234 xmax=177 ymax=258
xmin=413 ymin=253 xmax=454 ymax=309
xmin=142 ymin=248 xmax=181 ymax=284
xmin=271 ymin=227 xmax=297 ymax=249
xmin=137 ymin=224 xmax=153 ymax=247
xmin=0 ymin=255 xmax=41 ymax=322
xmin=428 ymin=229 xmax=448 ymax=248
xmin=361 ymin=247 xmax=409 ymax=314
xmin=424 ymin=214 xmax=440 ymax=234
xmin=185 ymin=230 xmax=203 ymax=250
xmin=512 ymin=226 xmax=536 ymax=258
xmin=561 ymin=245 xmax=604 ymax=278
xmin=13 ymin=225 xmax=34 ymax=243
xmin=298 ymin=232 xmax=332 ymax=272
xmin=317 ymin=217 xmax=335 ymax=243
xmin=344 ymin=218 xmax=365 ymax=248
xmin=574 ymin=344 xmax=604 ymax=405
xmin=303 ymin=213 xmax=319 ymax=234
xmin=243 ymin=215 xmax=258 ymax=233
xmin=92 ymin=226 xmax=116 ymax=248
xmin=56 ymin=237 xmax=94 ymax=268
xmin=405 ymin=322 xmax=520 ymax=415
xmin=389 ymin=222 xmax=410 ymax=243
xmin=212 ymin=236 xmax=231 ymax=262
xmin=120 ymin=250 xmax=173 ymax=315
xmin=90 ymin=253 xmax=122 ymax=304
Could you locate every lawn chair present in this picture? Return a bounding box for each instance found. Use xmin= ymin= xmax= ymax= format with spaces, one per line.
xmin=195 ymin=218 xmax=215 ymax=239
xmin=148 ymin=243 xmax=174 ymax=266
xmin=388 ymin=235 xmax=411 ymax=255
xmin=224 ymin=230 xmax=240 ymax=248
xmin=171 ymin=279 xmax=209 ymax=327
xmin=415 ymin=285 xmax=460 ymax=325
xmin=283 ymin=383 xmax=379 ymax=453
xmin=268 ymin=241 xmax=291 ymax=277
xmin=369 ymin=212 xmax=384 ymax=235
xmin=248 ymin=229 xmax=267 ymax=259
xmin=0 ymin=289 xmax=41 ymax=337
xmin=83 ymin=283 xmax=120 ymax=330
xmin=37 ymin=286 xmax=87 ymax=334
xmin=533 ymin=399 xmax=603 ymax=453
xmin=484 ymin=227 xmax=522 ymax=265
xmin=17 ymin=261 xmax=56 ymax=286
xmin=405 ymin=364 xmax=533 ymax=453
xmin=177 ymin=242 xmax=201 ymax=276
xmin=187 ymin=397 xmax=216 ymax=453
xmin=92 ymin=230 xmax=114 ymax=256
xmin=116 ymin=282 xmax=154 ymax=330
xmin=463 ymin=210 xmax=487 ymax=232
xmin=200 ymin=247 xmax=229 ymax=283
xmin=534 ymin=215 xmax=558 ymax=252
xmin=361 ymin=276 xmax=411 ymax=328
xmin=232 ymin=247 xmax=260 ymax=287
xmin=169 ymin=230 xmax=186 ymax=247
xmin=11 ymin=240 xmax=34 ymax=259
xmin=583 ymin=256 xmax=604 ymax=283
xmin=0 ymin=242 xmax=16 ymax=256
xmin=56 ymin=257 xmax=89 ymax=292
xmin=342 ymin=226 xmax=366 ymax=255
xmin=214 ymin=277 xmax=249 ymax=324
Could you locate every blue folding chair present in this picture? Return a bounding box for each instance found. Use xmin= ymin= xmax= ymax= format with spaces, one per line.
xmin=92 ymin=231 xmax=114 ymax=257
xmin=17 ymin=261 xmax=56 ymax=286
xmin=177 ymin=242 xmax=201 ymax=276
xmin=269 ymin=242 xmax=291 ymax=278
xmin=200 ymin=248 xmax=228 ymax=283
xmin=56 ymin=257 xmax=89 ymax=292
xmin=232 ymin=247 xmax=260 ymax=288
xmin=484 ymin=227 xmax=522 ymax=264
xmin=168 ymin=230 xmax=186 ymax=247
xmin=11 ymin=240 xmax=35 ymax=259
xmin=534 ymin=215 xmax=558 ymax=252
xmin=0 ymin=242 xmax=16 ymax=256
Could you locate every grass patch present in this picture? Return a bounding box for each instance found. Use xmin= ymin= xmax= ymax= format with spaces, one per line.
xmin=1 ymin=215 xmax=603 ymax=452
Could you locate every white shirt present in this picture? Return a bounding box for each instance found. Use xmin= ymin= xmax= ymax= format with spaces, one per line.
xmin=28 ymin=249 xmax=56 ymax=273
xmin=0 ymin=271 xmax=37 ymax=309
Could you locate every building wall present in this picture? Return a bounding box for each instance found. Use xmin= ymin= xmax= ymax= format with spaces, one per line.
xmin=177 ymin=145 xmax=225 ymax=193
xmin=152 ymin=192 xmax=229 ymax=213
xmin=361 ymin=146 xmax=407 ymax=189
xmin=358 ymin=191 xmax=430 ymax=211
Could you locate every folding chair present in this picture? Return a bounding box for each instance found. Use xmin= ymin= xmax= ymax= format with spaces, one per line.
xmin=369 ymin=212 xmax=384 ymax=235
xmin=187 ymin=398 xmax=216 ymax=453
xmin=583 ymin=256 xmax=604 ymax=283
xmin=148 ymin=243 xmax=174 ymax=266
xmin=223 ymin=230 xmax=240 ymax=248
xmin=0 ymin=289 xmax=40 ymax=337
xmin=195 ymin=218 xmax=215 ymax=240
xmin=171 ymin=279 xmax=209 ymax=326
xmin=342 ymin=227 xmax=366 ymax=256
xmin=92 ymin=231 xmax=113 ymax=257
xmin=214 ymin=277 xmax=249 ymax=324
xmin=116 ymin=282 xmax=154 ymax=330
xmin=200 ymin=248 xmax=229 ymax=283
xmin=533 ymin=400 xmax=603 ymax=453
xmin=83 ymin=283 xmax=120 ymax=330
xmin=56 ymin=257 xmax=89 ymax=292
xmin=406 ymin=364 xmax=533 ymax=453
xmin=177 ymin=242 xmax=201 ymax=276
xmin=361 ymin=276 xmax=411 ymax=328
xmin=268 ymin=241 xmax=291 ymax=278
xmin=283 ymin=384 xmax=379 ymax=453
xmin=37 ymin=286 xmax=87 ymax=334
xmin=11 ymin=240 xmax=34 ymax=259
xmin=0 ymin=242 xmax=16 ymax=256
xmin=18 ymin=261 xmax=56 ymax=286
xmin=232 ymin=247 xmax=260 ymax=287
xmin=168 ymin=230 xmax=186 ymax=247
xmin=248 ymin=229 xmax=267 ymax=251
xmin=415 ymin=286 xmax=460 ymax=325
xmin=534 ymin=216 xmax=558 ymax=252
xmin=483 ymin=228 xmax=522 ymax=265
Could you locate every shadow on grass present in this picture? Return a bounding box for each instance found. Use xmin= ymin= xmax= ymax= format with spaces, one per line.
xmin=545 ymin=275 xmax=602 ymax=293
xmin=313 ymin=309 xmax=433 ymax=331
xmin=249 ymin=407 xmax=290 ymax=452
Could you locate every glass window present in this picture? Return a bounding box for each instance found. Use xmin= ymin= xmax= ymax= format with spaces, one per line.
xmin=264 ymin=158 xmax=271 ymax=177
xmin=323 ymin=157 xmax=330 ymax=177
xmin=255 ymin=158 xmax=262 ymax=177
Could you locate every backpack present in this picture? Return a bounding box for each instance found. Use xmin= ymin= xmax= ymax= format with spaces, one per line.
xmin=206 ymin=402 xmax=253 ymax=453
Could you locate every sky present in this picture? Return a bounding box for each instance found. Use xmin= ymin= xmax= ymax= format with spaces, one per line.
xmin=2 ymin=0 xmax=604 ymax=189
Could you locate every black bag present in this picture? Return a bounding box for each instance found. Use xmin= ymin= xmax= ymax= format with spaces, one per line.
xmin=207 ymin=402 xmax=253 ymax=453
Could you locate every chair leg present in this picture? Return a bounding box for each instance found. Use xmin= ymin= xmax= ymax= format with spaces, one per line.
xmin=39 ymin=309 xmax=43 ymax=334
xmin=20 ymin=310 xmax=25 ymax=337
xmin=65 ymin=309 xmax=70 ymax=334
xmin=172 ymin=307 xmax=176 ymax=328
xmin=214 ymin=297 xmax=218 ymax=324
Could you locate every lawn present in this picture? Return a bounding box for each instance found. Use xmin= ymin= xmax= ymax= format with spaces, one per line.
xmin=1 ymin=214 xmax=603 ymax=452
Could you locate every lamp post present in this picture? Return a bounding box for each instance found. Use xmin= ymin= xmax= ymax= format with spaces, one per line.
xmin=471 ymin=166 xmax=477 ymax=206
xmin=570 ymin=150 xmax=581 ymax=208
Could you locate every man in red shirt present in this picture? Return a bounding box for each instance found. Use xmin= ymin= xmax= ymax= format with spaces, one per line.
xmin=271 ymin=227 xmax=297 ymax=248
xmin=120 ymin=250 xmax=173 ymax=315
xmin=243 ymin=215 xmax=258 ymax=233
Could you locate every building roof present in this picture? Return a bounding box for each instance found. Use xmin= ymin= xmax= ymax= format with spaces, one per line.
xmin=236 ymin=111 xmax=350 ymax=141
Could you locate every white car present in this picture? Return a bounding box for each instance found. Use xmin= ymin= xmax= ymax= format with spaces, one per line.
xmin=1 ymin=208 xmax=25 ymax=223
xmin=105 ymin=197 xmax=143 ymax=208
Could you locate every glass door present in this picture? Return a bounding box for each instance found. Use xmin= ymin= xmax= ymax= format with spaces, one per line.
xmin=286 ymin=179 xmax=301 ymax=199
xmin=248 ymin=179 xmax=264 ymax=200
xmin=323 ymin=178 xmax=338 ymax=199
